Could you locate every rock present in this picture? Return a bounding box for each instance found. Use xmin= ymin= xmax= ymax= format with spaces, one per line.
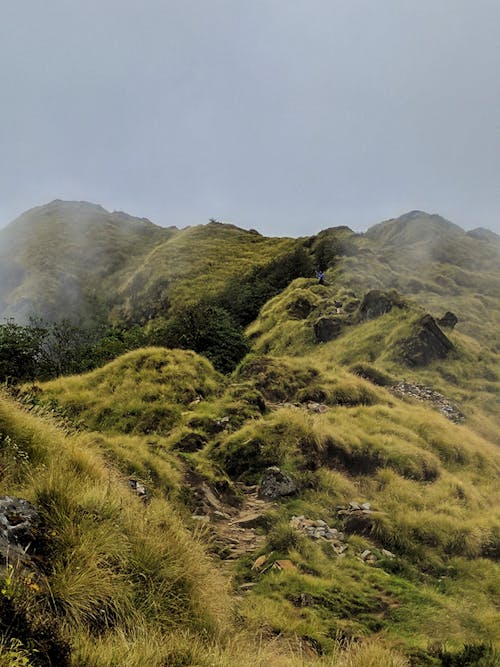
xmin=230 ymin=511 xmax=267 ymax=529
xmin=306 ymin=402 xmax=329 ymax=413
xmin=0 ymin=497 xmax=41 ymax=564
xmin=298 ymin=592 xmax=314 ymax=607
xmin=400 ymin=315 xmax=454 ymax=366
xmin=200 ymin=483 xmax=223 ymax=512
xmin=129 ymin=479 xmax=151 ymax=502
xmin=382 ymin=548 xmax=395 ymax=559
xmin=252 ymin=554 xmax=268 ymax=570
xmin=360 ymin=549 xmax=372 ymax=560
xmin=172 ymin=432 xmax=208 ymax=452
xmin=390 ymin=380 xmax=464 ymax=422
xmin=314 ymin=316 xmax=343 ymax=342
xmin=437 ymin=311 xmax=458 ymax=329
xmin=272 ymin=559 xmax=297 ymax=572
xmin=358 ymin=290 xmax=397 ymax=320
xmin=258 ymin=467 xmax=297 ymax=500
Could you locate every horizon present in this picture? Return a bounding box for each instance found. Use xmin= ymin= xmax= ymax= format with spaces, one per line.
xmin=2 ymin=198 xmax=498 ymax=240
xmin=1 ymin=2 xmax=499 ymax=237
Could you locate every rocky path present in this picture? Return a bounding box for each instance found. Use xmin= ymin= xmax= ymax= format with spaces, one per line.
xmin=213 ymin=485 xmax=276 ymax=560
xmin=191 ymin=482 xmax=275 ymax=561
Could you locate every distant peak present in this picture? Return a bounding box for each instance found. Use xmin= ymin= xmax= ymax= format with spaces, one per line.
xmin=365 ymin=210 xmax=464 ymax=244
xmin=466 ymin=227 xmax=500 ymax=242
xmin=45 ymin=199 xmax=109 ymax=213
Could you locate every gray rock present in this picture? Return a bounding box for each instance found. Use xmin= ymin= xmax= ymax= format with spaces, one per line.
xmin=258 ymin=467 xmax=297 ymax=500
xmin=437 ymin=311 xmax=458 ymax=330
xmin=0 ymin=496 xmax=40 ymax=564
xmin=400 ymin=314 xmax=454 ymax=366
xmin=314 ymin=316 xmax=343 ymax=342
xmin=129 ymin=479 xmax=151 ymax=502
xmin=358 ymin=290 xmax=398 ymax=320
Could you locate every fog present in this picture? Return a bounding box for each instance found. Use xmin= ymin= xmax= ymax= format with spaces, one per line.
xmin=0 ymin=1 xmax=499 ymax=236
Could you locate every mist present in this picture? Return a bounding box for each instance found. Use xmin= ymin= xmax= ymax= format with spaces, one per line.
xmin=0 ymin=1 xmax=499 ymax=236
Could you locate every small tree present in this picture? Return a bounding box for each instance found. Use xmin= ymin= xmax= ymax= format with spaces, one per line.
xmin=0 ymin=319 xmax=47 ymax=383
xmin=150 ymin=303 xmax=249 ymax=374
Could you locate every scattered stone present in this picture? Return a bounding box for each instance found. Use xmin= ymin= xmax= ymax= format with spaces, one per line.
xmin=390 ymin=380 xmax=464 ymax=422
xmin=128 ymin=479 xmax=151 ymax=502
xmin=382 ymin=549 xmax=395 ymax=559
xmin=0 ymin=497 xmax=41 ymax=565
xmin=212 ymin=510 xmax=231 ymax=521
xmin=306 ymin=402 xmax=329 ymax=413
xmin=314 ymin=316 xmax=343 ymax=342
xmin=437 ymin=311 xmax=458 ymax=329
xmin=290 ymin=515 xmax=347 ymax=556
xmin=258 ymin=467 xmax=297 ymax=500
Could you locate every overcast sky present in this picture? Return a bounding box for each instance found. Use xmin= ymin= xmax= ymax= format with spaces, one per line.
xmin=1 ymin=1 xmax=499 ymax=236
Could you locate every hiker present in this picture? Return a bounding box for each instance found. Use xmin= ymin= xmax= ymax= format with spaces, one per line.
xmin=315 ymin=270 xmax=325 ymax=285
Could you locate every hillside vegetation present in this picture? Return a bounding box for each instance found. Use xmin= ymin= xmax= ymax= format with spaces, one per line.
xmin=0 ymin=202 xmax=499 ymax=666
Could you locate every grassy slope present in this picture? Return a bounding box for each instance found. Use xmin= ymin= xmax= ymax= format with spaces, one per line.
xmin=0 ymin=200 xmax=172 ymax=322
xmin=1 ymin=207 xmax=499 ymax=665
xmin=109 ymin=222 xmax=296 ymax=323
xmin=0 ymin=201 xmax=297 ymax=327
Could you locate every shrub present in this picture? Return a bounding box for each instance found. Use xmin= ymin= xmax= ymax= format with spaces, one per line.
xmin=149 ymin=303 xmax=249 ymax=373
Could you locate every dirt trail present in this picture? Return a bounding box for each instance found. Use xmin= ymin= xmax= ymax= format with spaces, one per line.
xmin=214 ymin=485 xmax=276 ymax=560
xmin=190 ymin=479 xmax=275 ymax=561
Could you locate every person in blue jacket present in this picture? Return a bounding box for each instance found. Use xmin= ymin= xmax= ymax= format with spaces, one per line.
xmin=315 ymin=270 xmax=325 ymax=285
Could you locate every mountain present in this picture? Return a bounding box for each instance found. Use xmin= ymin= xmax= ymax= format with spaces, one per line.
xmin=0 ymin=200 xmax=173 ymax=322
xmin=0 ymin=202 xmax=499 ymax=666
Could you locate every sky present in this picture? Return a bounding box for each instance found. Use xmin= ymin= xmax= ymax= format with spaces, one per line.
xmin=1 ymin=0 xmax=499 ymax=236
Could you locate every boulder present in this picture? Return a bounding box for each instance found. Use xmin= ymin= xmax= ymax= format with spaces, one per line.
xmin=0 ymin=496 xmax=41 ymax=564
xmin=401 ymin=315 xmax=454 ymax=366
xmin=258 ymin=466 xmax=297 ymax=500
xmin=314 ymin=316 xmax=343 ymax=342
xmin=437 ymin=311 xmax=458 ymax=329
xmin=358 ymin=290 xmax=397 ymax=320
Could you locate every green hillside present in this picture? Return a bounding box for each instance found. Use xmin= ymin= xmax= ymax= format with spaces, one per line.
xmin=0 ymin=202 xmax=499 ymax=666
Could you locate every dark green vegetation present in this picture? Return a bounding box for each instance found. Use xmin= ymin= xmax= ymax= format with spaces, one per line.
xmin=0 ymin=201 xmax=499 ymax=666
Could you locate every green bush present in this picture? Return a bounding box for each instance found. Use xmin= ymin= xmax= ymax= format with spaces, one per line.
xmin=149 ymin=303 xmax=249 ymax=374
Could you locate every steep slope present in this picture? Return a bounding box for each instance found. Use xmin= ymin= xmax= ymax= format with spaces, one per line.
xmin=327 ymin=211 xmax=500 ymax=348
xmin=0 ymin=200 xmax=174 ymax=323
xmin=1 ymin=203 xmax=499 ymax=665
xmin=109 ymin=221 xmax=297 ymax=324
